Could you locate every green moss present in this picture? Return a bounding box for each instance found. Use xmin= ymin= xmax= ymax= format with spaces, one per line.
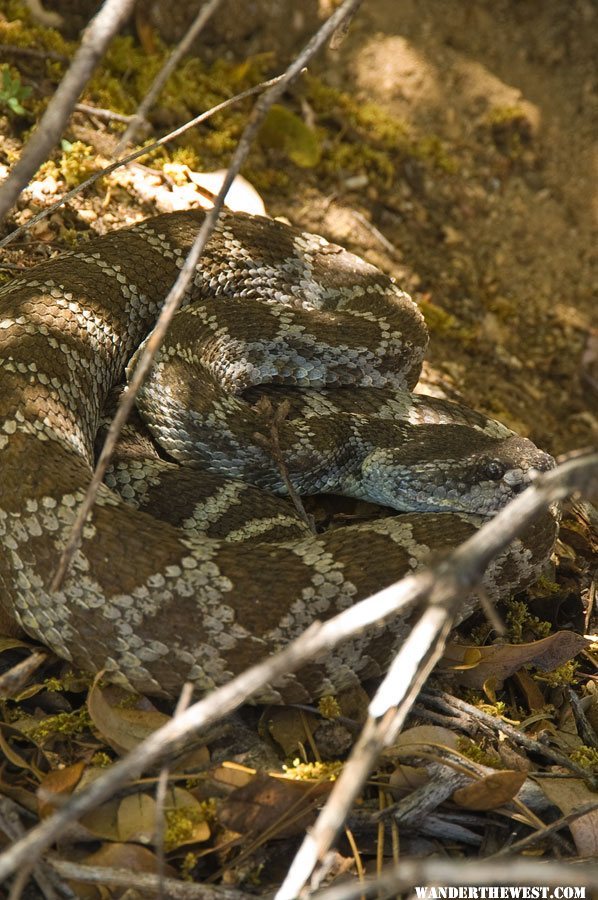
xmin=58 ymin=140 xmax=96 ymax=186
xmin=570 ymin=745 xmax=598 ymax=769
xmin=536 ymin=661 xmax=579 ymax=687
xmin=505 ymin=600 xmax=552 ymax=643
xmin=164 ymin=801 xmax=213 ymax=851
xmin=28 ymin=706 xmax=92 ymax=743
xmin=0 ymin=2 xmax=73 ymax=60
xmin=456 ymin=737 xmax=504 ymax=769
xmin=318 ymin=695 xmax=341 ymax=720
xmin=282 ymin=758 xmax=342 ymax=781
xmin=304 ymin=74 xmax=457 ymax=177
xmin=90 ymin=751 xmax=112 ymax=768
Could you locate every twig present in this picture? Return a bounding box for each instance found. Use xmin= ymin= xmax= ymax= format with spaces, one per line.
xmin=275 ymin=453 xmax=598 ymax=900
xmin=115 ymin=0 xmax=224 ymax=151
xmin=351 ymin=210 xmax=399 ymax=258
xmin=567 ymin=686 xmax=598 ymax=748
xmin=417 ymin=689 xmax=598 ymax=784
xmin=0 ymin=0 xmax=136 ymax=223
xmin=0 ymin=43 xmax=70 ymax=63
xmin=491 ymin=800 xmax=598 ymax=857
xmin=312 ymin=858 xmax=598 ymax=900
xmin=0 ymin=650 xmax=47 ymax=699
xmin=276 ymin=610 xmax=450 ymax=899
xmin=155 ymin=682 xmax=193 ymax=900
xmin=0 ymin=73 xmax=285 ymax=250
xmin=0 ymin=454 xmax=594 ymax=883
xmin=74 ymin=102 xmax=135 ymax=123
xmin=49 ymin=860 xmax=250 ymax=898
xmin=253 ymin=398 xmax=316 ymax=533
xmin=0 ymin=799 xmax=73 ymax=900
xmin=51 ymin=0 xmax=366 ymax=590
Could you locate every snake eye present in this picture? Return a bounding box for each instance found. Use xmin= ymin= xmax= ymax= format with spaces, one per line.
xmin=483 ymin=460 xmax=505 ymax=481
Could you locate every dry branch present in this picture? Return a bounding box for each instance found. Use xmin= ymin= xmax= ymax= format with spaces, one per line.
xmin=312 ymin=858 xmax=598 ymax=900
xmin=275 ymin=453 xmax=597 ymax=900
xmin=0 ymin=0 xmax=136 ymax=222
xmin=50 ymin=859 xmax=250 ymax=899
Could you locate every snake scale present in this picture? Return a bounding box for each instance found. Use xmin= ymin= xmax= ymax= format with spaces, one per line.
xmin=0 ymin=209 xmax=557 ymax=703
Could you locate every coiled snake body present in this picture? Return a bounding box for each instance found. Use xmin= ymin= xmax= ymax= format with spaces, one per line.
xmin=0 ymin=210 xmax=556 ymax=702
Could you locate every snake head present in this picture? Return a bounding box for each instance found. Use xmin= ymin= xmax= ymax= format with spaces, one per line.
xmin=359 ymin=429 xmax=555 ymax=516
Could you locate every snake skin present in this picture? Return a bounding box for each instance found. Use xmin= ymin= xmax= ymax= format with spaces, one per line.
xmin=0 ymin=210 xmax=557 ymax=703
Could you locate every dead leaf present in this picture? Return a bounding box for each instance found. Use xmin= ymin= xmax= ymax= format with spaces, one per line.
xmin=117 ymin=793 xmax=156 ymax=844
xmin=513 ymin=669 xmax=547 ymax=713
xmin=69 ymin=842 xmax=177 ymax=899
xmin=442 ymin=632 xmax=589 ymax=688
xmin=218 ymin=771 xmax=330 ymax=838
xmin=80 ymin=798 xmax=121 ymax=841
xmin=0 ymin=722 xmax=49 ymax=779
xmin=533 ymin=776 xmax=598 ymax=857
xmin=161 ymin=787 xmax=210 ymax=850
xmin=388 ymin=764 xmax=429 ymax=794
xmin=212 ymin=762 xmax=256 ymax=789
xmin=453 ymin=770 xmax=527 ymax=811
xmin=37 ymin=760 xmax=86 ymax=817
xmin=266 ymin=706 xmax=319 ymax=756
xmin=188 ymin=170 xmax=266 ymax=216
xmin=87 ymin=681 xmax=169 ymax=754
xmin=384 ymin=725 xmax=459 ymax=760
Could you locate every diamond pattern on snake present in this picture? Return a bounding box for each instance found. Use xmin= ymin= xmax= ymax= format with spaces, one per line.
xmin=0 ymin=209 xmax=557 ymax=703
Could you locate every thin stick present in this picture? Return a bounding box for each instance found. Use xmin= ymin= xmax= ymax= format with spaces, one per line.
xmin=492 ymin=800 xmax=598 ymax=857
xmin=115 ymin=0 xmax=224 ymax=151
xmin=0 ymin=454 xmax=593 ymax=884
xmin=155 ymin=682 xmax=193 ymax=900
xmin=74 ymin=102 xmax=135 ymax=123
xmin=51 ymin=0 xmax=366 ymax=591
xmin=0 ymin=43 xmax=69 ymax=63
xmin=312 ymin=858 xmax=598 ymax=900
xmin=0 ymin=0 xmax=136 ymax=223
xmin=276 ymin=608 xmax=451 ymax=900
xmin=275 ymin=454 xmax=598 ymax=900
xmin=418 ymin=689 xmax=596 ymax=783
xmin=50 ymin=859 xmax=250 ymax=898
xmin=0 ymin=73 xmax=285 ymax=250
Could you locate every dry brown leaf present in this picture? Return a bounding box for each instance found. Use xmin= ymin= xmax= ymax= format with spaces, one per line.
xmin=80 ymin=798 xmax=121 ymax=841
xmin=161 ymin=786 xmax=210 ymax=849
xmin=388 ymin=764 xmax=429 ymax=794
xmin=512 ymin=669 xmax=547 ymax=713
xmin=218 ymin=771 xmax=330 ymax=838
xmin=212 ymin=761 xmax=257 ymax=789
xmin=69 ymin=842 xmax=177 ymax=900
xmin=117 ymin=792 xmax=156 ymax=844
xmin=533 ymin=776 xmax=598 ymax=857
xmin=85 ymin=841 xmax=177 ymax=876
xmin=385 ymin=725 xmax=459 ymax=760
xmin=37 ymin=760 xmax=86 ymax=817
xmin=0 ymin=722 xmax=49 ymax=779
xmin=87 ymin=681 xmax=170 ymax=754
xmin=452 ymin=769 xmax=527 ymax=811
xmin=442 ymin=632 xmax=589 ymax=688
xmin=266 ymin=706 xmax=319 ymax=756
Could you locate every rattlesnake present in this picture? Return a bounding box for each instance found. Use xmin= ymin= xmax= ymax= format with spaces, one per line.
xmin=0 ymin=209 xmax=557 ymax=703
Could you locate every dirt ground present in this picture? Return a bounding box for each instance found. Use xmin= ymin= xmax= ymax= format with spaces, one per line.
xmin=297 ymin=0 xmax=597 ymax=458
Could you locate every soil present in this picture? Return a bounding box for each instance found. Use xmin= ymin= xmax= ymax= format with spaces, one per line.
xmin=299 ymin=0 xmax=597 ymax=458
